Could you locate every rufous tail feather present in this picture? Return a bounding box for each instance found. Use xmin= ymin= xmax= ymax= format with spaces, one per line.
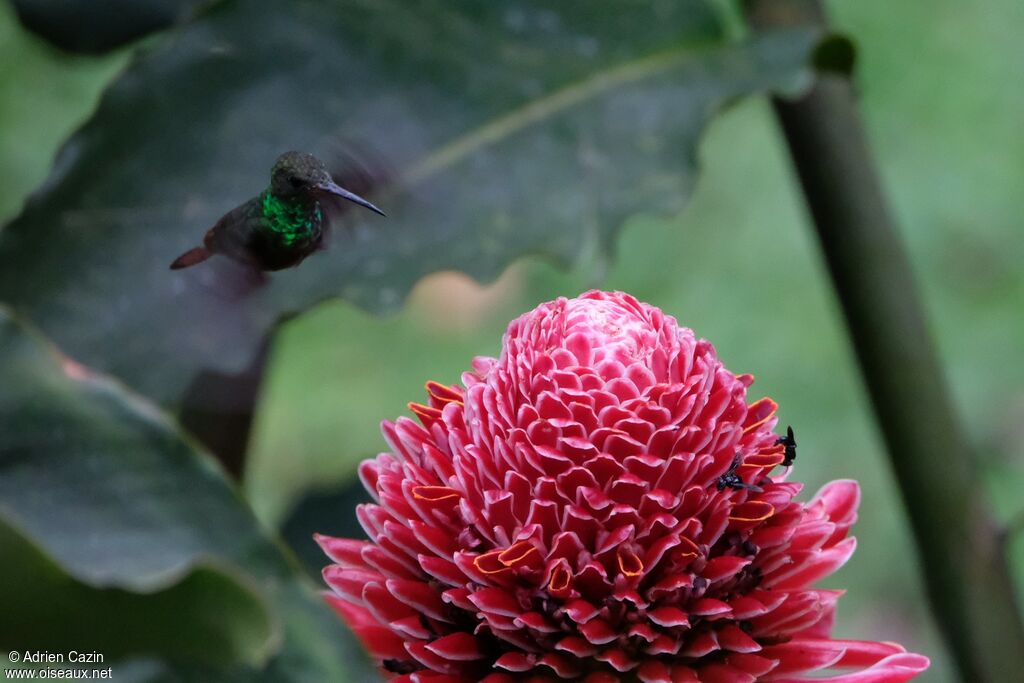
xmin=170 ymin=246 xmax=211 ymax=270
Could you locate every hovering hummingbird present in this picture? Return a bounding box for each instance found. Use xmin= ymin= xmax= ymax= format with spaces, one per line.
xmin=170 ymin=151 xmax=385 ymax=271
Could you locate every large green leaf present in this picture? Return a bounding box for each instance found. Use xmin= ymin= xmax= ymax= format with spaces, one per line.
xmin=0 ymin=522 xmax=273 ymax=666
xmin=0 ymin=308 xmax=372 ymax=679
xmin=93 ymin=583 xmax=379 ymax=682
xmin=0 ymin=0 xmax=816 ymax=411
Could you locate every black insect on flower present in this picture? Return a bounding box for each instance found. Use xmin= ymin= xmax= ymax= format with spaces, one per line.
xmin=381 ymin=658 xmax=418 ymax=675
xmin=717 ymin=452 xmax=763 ymax=492
xmin=777 ymin=425 xmax=797 ymax=466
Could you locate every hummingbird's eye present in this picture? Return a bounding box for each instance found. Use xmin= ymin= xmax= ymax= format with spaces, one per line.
xmin=289 ymin=175 xmax=304 ymax=188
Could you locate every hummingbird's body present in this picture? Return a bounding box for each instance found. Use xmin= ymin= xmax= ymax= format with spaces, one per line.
xmin=171 ymin=151 xmax=384 ymax=272
xmin=199 ymin=191 xmax=324 ymax=271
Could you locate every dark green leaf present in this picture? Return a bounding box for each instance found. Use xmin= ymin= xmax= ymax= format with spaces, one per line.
xmin=0 ymin=0 xmax=817 ymax=411
xmin=90 ymin=584 xmax=376 ymax=682
xmin=0 ymin=307 xmax=285 ymax=586
xmin=0 ymin=308 xmax=372 ymax=679
xmin=0 ymin=522 xmax=273 ymax=666
xmin=10 ymin=0 xmax=215 ymax=53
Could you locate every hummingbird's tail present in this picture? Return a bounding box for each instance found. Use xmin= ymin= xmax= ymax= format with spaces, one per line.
xmin=170 ymin=246 xmax=212 ymax=270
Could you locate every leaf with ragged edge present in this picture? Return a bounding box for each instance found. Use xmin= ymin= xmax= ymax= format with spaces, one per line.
xmin=10 ymin=0 xmax=216 ymax=53
xmin=0 ymin=0 xmax=818 ymax=413
xmin=0 ymin=308 xmax=373 ymax=680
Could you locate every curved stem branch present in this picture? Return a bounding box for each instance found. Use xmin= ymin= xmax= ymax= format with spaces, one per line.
xmin=743 ymin=1 xmax=1024 ymax=680
xmin=179 ymin=335 xmax=270 ymax=480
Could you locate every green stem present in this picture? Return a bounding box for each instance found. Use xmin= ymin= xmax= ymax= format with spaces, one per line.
xmin=179 ymin=336 xmax=269 ymax=480
xmin=743 ymin=1 xmax=1024 ymax=680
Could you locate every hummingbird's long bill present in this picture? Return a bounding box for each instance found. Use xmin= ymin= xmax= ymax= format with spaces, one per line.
xmin=317 ymin=181 xmax=386 ymax=217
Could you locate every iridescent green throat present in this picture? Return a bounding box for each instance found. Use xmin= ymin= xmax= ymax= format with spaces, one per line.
xmin=260 ymin=191 xmax=322 ymax=247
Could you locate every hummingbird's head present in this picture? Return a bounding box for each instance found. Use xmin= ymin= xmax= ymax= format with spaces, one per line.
xmin=270 ymin=151 xmax=385 ymax=216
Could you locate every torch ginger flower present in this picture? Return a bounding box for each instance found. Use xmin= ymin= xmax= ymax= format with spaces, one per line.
xmin=318 ymin=291 xmax=928 ymax=682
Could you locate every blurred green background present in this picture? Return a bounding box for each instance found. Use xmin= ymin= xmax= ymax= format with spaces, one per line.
xmin=3 ymin=1 xmax=1023 ymax=681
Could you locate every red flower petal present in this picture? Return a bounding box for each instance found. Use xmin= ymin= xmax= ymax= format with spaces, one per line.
xmin=424 ymin=632 xmax=485 ymax=661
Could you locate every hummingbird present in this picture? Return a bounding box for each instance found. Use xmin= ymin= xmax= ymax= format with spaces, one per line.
xmin=170 ymin=151 xmax=385 ymax=272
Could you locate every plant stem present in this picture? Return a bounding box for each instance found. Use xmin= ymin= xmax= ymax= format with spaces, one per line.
xmin=179 ymin=337 xmax=269 ymax=480
xmin=743 ymin=1 xmax=1024 ymax=680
